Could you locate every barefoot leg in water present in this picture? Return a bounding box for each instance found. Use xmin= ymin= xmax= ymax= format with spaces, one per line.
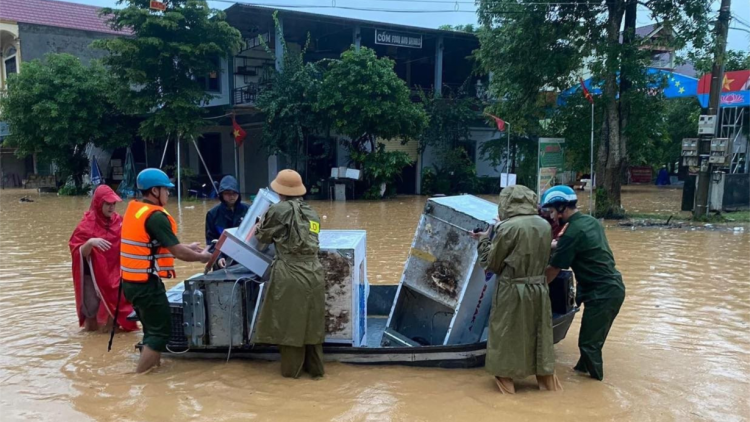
xmin=83 ymin=318 xmax=99 ymax=332
xmin=537 ymin=374 xmax=563 ymax=392
xmin=494 ymin=377 xmax=515 ymax=394
xmin=136 ymin=345 xmax=161 ymax=374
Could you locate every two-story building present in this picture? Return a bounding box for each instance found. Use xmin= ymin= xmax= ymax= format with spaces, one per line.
xmin=0 ymin=0 xmax=127 ymax=188
xmin=195 ymin=5 xmax=500 ymax=196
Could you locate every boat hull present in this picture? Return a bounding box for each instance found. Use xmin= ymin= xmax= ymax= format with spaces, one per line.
xmin=151 ymin=308 xmax=577 ymax=368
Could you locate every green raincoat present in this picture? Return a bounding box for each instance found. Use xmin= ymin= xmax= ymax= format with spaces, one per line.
xmin=253 ymin=199 xmax=326 ymax=347
xmin=478 ymin=185 xmax=555 ymax=379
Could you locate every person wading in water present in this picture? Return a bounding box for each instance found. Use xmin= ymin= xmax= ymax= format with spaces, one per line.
xmin=253 ymin=170 xmax=326 ymax=379
xmin=472 ymin=185 xmax=562 ymax=394
xmin=120 ymin=169 xmax=211 ymax=373
xmin=543 ymin=186 xmax=626 ymax=381
xmin=70 ymin=185 xmax=138 ymax=333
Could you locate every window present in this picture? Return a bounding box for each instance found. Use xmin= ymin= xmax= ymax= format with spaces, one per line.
xmin=196 ymin=57 xmax=221 ymax=92
xmin=5 ymin=45 xmax=18 ymax=76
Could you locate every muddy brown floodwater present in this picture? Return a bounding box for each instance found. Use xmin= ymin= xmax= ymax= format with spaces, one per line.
xmin=0 ymin=186 xmax=748 ymax=421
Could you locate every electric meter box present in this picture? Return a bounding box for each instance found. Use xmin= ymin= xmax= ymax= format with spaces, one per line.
xmin=681 ymin=138 xmax=698 ymax=155
xmin=698 ymin=115 xmax=717 ymax=135
xmin=709 ymin=138 xmax=730 ymax=165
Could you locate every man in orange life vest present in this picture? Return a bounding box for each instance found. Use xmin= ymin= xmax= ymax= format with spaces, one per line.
xmin=121 ymin=169 xmax=211 ymax=373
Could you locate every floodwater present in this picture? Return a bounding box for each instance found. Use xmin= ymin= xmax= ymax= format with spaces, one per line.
xmin=0 ymin=185 xmax=748 ymax=421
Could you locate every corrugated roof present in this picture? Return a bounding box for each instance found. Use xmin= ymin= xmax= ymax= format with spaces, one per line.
xmin=227 ymin=4 xmax=478 ymax=40
xmin=635 ymin=24 xmax=659 ymax=38
xmin=0 ymin=0 xmax=128 ymax=36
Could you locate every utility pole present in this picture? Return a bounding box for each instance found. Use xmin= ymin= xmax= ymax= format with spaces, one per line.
xmin=694 ymin=0 xmax=731 ymax=217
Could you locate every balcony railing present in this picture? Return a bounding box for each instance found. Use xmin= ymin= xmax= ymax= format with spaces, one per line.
xmin=233 ymin=83 xmax=266 ymax=106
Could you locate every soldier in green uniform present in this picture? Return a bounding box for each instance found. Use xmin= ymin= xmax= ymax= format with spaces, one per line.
xmin=253 ymin=170 xmax=326 ymax=379
xmin=543 ymin=186 xmax=626 ymax=381
xmin=472 ymin=185 xmax=562 ymax=394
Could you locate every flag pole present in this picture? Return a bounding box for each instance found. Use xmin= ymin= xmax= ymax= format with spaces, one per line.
xmin=234 ymin=142 xmax=239 ymax=179
xmin=589 ymin=101 xmax=595 ymax=215
xmin=176 ymin=133 xmax=181 ymax=208
xmin=506 ymin=122 xmax=511 ymax=175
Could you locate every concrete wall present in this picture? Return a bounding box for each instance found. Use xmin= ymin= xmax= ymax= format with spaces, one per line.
xmin=18 ymin=23 xmax=116 ymax=63
xmin=203 ymin=57 xmax=231 ymax=108
xmin=472 ymin=128 xmax=505 ymax=178
xmin=0 ymin=150 xmax=28 ymax=187
xmin=240 ymin=127 xmax=270 ymax=195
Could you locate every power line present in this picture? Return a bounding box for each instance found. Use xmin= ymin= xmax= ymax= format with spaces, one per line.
xmin=729 ymin=26 xmax=750 ymax=35
xmin=731 ymin=13 xmax=750 ymax=29
xmin=212 ymin=0 xmax=619 ymax=11
xmin=211 ymin=0 xmax=479 ymax=12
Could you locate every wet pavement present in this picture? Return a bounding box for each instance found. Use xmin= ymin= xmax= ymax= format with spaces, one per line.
xmin=0 ymin=185 xmax=748 ymax=421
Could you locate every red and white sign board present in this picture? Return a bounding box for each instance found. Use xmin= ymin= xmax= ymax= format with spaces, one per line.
xmin=150 ymin=1 xmax=166 ymax=11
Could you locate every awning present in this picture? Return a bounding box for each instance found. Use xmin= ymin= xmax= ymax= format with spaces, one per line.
xmin=559 ymin=68 xmax=750 ymax=109
xmin=557 ymin=68 xmax=699 ymax=106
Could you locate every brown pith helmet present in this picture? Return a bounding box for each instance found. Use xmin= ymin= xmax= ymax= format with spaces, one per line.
xmin=271 ymin=169 xmax=307 ymax=196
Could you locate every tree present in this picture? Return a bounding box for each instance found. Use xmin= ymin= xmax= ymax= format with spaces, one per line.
xmin=317 ymin=47 xmax=427 ymax=153
xmin=660 ymin=97 xmax=701 ymax=168
xmin=418 ymin=87 xmax=482 ymax=194
xmin=691 ymin=49 xmax=750 ymax=74
xmin=95 ymin=0 xmax=242 ymax=144
xmin=256 ymin=20 xmax=325 ymax=171
xmin=317 ymin=47 xmax=428 ymax=198
xmin=0 ymin=54 xmax=134 ymax=189
xmin=477 ymin=0 xmax=711 ymax=217
xmin=437 ymin=24 xmax=478 ymax=33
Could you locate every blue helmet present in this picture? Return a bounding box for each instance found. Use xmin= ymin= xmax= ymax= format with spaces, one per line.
xmin=137 ymin=168 xmax=175 ymax=190
xmin=541 ymin=185 xmax=578 ymax=208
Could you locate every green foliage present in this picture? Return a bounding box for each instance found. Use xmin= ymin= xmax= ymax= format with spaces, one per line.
xmin=349 ymin=143 xmax=412 ymax=199
xmin=94 ymin=0 xmax=242 ymax=142
xmin=425 ymin=148 xmax=479 ymax=195
xmin=437 ymin=24 xmax=477 ymax=33
xmin=659 ymin=97 xmax=701 ymax=167
xmin=317 ymin=47 xmax=427 ymax=152
xmin=420 ymin=167 xmax=440 ymax=196
xmin=689 ymin=49 xmax=750 ymax=74
xmin=476 ymin=0 xmax=711 ymax=211
xmin=479 ymin=134 xmax=539 ymax=190
xmin=58 ymin=183 xmax=93 ymax=196
xmin=0 ymin=53 xmax=134 ymax=188
xmin=418 ymin=87 xmax=479 ymax=153
xmin=418 ymin=87 xmax=483 ymax=195
xmin=256 ymin=22 xmax=324 ymax=167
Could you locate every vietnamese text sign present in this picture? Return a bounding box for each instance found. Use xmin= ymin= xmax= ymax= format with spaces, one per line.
xmin=375 ymin=29 xmax=423 ymax=49
xmin=539 ymin=138 xmax=565 ymax=169
xmin=629 ymin=166 xmax=652 ymax=184
xmin=150 ymin=0 xmax=166 ymax=11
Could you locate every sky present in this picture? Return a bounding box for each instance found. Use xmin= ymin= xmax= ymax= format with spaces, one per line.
xmin=65 ymin=0 xmax=749 ymax=52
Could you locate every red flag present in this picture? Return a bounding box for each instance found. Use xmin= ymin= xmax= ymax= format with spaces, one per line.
xmin=487 ymin=113 xmax=505 ymax=132
xmin=232 ymin=115 xmax=247 ymax=147
xmin=580 ymin=78 xmax=594 ymax=104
